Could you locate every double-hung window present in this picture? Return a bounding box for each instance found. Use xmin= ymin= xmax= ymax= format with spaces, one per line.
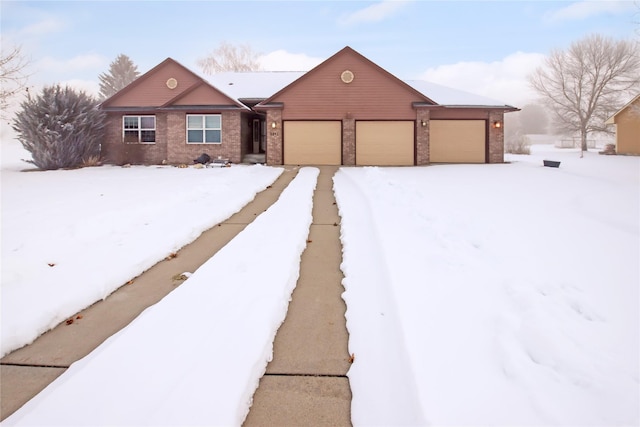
xmin=187 ymin=114 xmax=221 ymax=144
xmin=123 ymin=116 xmax=156 ymax=144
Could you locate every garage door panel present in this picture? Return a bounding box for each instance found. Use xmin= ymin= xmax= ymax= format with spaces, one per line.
xmin=356 ymin=121 xmax=414 ymax=166
xmin=284 ymin=121 xmax=342 ymax=165
xmin=430 ymin=120 xmax=486 ymax=163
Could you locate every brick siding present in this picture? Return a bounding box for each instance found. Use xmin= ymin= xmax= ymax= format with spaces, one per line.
xmin=101 ymin=113 xmax=167 ymax=165
xmin=415 ymin=109 xmax=430 ymax=165
xmin=265 ymin=109 xmax=283 ymax=165
xmin=488 ymin=111 xmax=505 ymax=163
xmin=167 ymin=111 xmax=242 ymax=164
xmin=342 ymin=118 xmax=355 ymax=165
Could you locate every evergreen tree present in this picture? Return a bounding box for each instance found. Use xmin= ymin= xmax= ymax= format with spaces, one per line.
xmin=98 ymin=54 xmax=139 ymax=99
xmin=12 ymin=85 xmax=106 ymax=170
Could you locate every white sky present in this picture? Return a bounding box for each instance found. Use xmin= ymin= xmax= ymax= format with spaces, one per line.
xmin=1 ymin=0 xmax=638 ymax=106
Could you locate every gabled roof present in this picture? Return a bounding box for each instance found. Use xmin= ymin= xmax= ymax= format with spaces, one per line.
xmin=605 ymin=93 xmax=640 ymax=124
xmin=102 ymin=48 xmax=518 ymax=113
xmin=101 ymin=58 xmax=248 ymax=111
xmin=209 ymin=72 xmax=515 ymax=109
xmin=255 ymin=46 xmax=436 ymax=108
xmin=204 ymin=47 xmax=515 ymax=110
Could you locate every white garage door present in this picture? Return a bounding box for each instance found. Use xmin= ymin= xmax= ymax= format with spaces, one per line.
xmin=356 ymin=121 xmax=414 ymax=166
xmin=283 ymin=121 xmax=342 ymax=165
xmin=430 ymin=120 xmax=486 ymax=163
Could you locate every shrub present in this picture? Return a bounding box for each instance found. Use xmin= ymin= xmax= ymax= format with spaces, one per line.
xmin=505 ymin=133 xmax=531 ymax=155
xmin=12 ymin=85 xmax=106 ymax=170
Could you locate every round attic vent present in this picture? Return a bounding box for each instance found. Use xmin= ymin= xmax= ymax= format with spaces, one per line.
xmin=341 ymin=70 xmax=354 ymax=84
xmin=166 ymin=78 xmax=178 ymax=89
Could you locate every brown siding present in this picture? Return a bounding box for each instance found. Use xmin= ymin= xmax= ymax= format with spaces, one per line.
xmin=272 ymin=52 xmax=426 ymax=121
xmin=615 ymin=98 xmax=640 ymax=155
xmin=429 ymin=108 xmax=491 ymax=120
xmin=173 ymin=84 xmax=239 ymax=106
xmin=107 ymin=63 xmax=204 ymax=107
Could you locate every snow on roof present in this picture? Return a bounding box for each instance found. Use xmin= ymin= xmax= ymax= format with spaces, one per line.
xmin=207 ymin=72 xmax=305 ymax=100
xmin=204 ymin=72 xmax=514 ymax=108
xmin=405 ymin=80 xmax=513 ymax=107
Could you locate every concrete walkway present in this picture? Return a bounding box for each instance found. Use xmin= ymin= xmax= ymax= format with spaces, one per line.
xmin=243 ymin=166 xmax=352 ymax=426
xmin=0 ymin=165 xmax=353 ymax=425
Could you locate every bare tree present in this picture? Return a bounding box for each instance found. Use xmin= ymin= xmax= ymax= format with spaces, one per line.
xmin=197 ymin=41 xmax=262 ymax=74
xmin=98 ymin=54 xmax=140 ymax=99
xmin=529 ymin=34 xmax=640 ymax=155
xmin=1 ymin=44 xmax=31 ymax=120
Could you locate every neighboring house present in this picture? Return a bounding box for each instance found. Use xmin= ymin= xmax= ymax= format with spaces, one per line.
xmin=100 ymin=46 xmax=518 ymax=166
xmin=605 ymin=94 xmax=640 ymax=155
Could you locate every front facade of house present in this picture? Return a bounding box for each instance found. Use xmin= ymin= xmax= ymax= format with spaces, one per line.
xmin=606 ymin=94 xmax=640 ymax=155
xmin=100 ymin=47 xmax=518 ymax=166
xmin=100 ymin=58 xmax=258 ymax=165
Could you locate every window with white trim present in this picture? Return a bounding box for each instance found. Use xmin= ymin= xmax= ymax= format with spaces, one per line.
xmin=187 ymin=114 xmax=221 ymax=144
xmin=123 ymin=116 xmax=156 ymax=144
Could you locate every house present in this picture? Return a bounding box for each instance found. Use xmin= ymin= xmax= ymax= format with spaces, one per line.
xmin=605 ymin=94 xmax=640 ymax=155
xmin=100 ymin=46 xmax=518 ymax=166
xmin=100 ymin=58 xmax=258 ymax=165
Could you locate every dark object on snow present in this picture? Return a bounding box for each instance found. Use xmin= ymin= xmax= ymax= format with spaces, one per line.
xmin=194 ymin=153 xmax=211 ymax=164
xmin=543 ymin=160 xmax=561 ymax=168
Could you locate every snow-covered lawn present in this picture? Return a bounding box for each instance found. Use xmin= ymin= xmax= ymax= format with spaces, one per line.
xmin=2 ymin=140 xmax=638 ymax=426
xmin=336 ymin=145 xmax=639 ymax=425
xmin=3 ymin=158 xmax=318 ymax=426
xmin=1 ymin=141 xmax=283 ymax=357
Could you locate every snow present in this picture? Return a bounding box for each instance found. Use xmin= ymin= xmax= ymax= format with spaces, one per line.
xmin=207 ymin=71 xmax=305 ymax=100
xmin=406 ymin=79 xmax=514 ymax=107
xmin=1 ymin=140 xmax=284 ymax=357
xmin=204 ymin=72 xmax=513 ymax=107
xmin=335 ymin=145 xmax=639 ymax=426
xmin=2 ymin=161 xmax=318 ymax=426
xmin=2 ymin=139 xmax=639 ymax=426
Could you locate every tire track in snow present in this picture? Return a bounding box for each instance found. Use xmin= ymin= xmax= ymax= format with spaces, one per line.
xmin=333 ymin=169 xmax=427 ymax=426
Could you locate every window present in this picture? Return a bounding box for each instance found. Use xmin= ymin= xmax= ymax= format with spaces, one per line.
xmin=187 ymin=114 xmax=221 ymax=144
xmin=123 ymin=116 xmax=155 ymax=144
